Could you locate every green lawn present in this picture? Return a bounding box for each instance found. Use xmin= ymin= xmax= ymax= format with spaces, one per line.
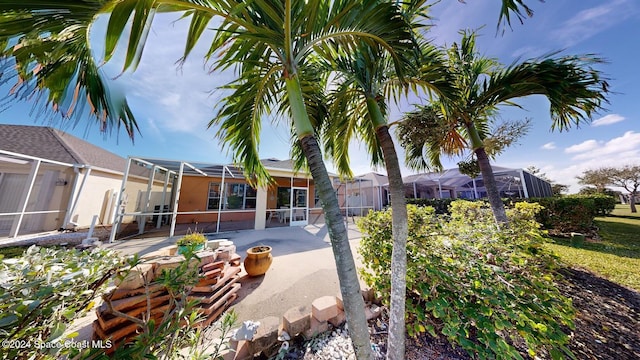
xmin=545 ymin=204 xmax=640 ymax=291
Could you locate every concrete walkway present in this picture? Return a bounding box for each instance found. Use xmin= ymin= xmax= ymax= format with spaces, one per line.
xmin=103 ymin=221 xmax=367 ymax=323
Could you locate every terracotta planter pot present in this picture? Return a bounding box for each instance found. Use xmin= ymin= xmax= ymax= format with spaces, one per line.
xmin=243 ymin=246 xmax=273 ymax=277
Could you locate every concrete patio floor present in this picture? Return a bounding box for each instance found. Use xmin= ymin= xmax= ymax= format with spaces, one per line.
xmin=103 ymin=220 xmax=367 ymax=323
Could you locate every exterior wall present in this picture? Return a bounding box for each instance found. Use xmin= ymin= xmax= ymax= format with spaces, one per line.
xmin=176 ymin=176 xmax=256 ymax=224
xmin=70 ymin=169 xmax=169 ymax=228
xmin=0 ymin=162 xmax=74 ymax=234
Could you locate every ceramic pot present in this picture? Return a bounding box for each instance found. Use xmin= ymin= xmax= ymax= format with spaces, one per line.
xmin=243 ymin=246 xmax=273 ymax=276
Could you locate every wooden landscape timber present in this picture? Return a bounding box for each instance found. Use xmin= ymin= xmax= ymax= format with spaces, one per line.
xmin=92 ymin=245 xmax=244 ymax=351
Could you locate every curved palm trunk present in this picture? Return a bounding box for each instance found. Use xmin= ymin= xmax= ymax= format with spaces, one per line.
xmin=467 ymin=123 xmax=508 ymax=223
xmin=474 ymin=147 xmax=508 ymax=223
xmin=367 ymin=98 xmax=407 ymax=360
xmin=288 ymin=77 xmax=372 ymax=360
xmin=300 ymin=135 xmax=373 ymax=359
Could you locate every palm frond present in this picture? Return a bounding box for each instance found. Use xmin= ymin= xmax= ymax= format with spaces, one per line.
xmin=0 ymin=1 xmax=139 ymax=139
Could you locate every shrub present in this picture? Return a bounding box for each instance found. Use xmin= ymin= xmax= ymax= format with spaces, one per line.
xmin=358 ymin=201 xmax=575 ymax=360
xmin=580 ymin=194 xmax=616 ymax=216
xmin=527 ymin=196 xmax=596 ymax=233
xmin=405 ymin=198 xmax=454 ymax=214
xmin=0 ymin=246 xmax=123 ymax=360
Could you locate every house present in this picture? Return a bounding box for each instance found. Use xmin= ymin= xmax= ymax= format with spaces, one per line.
xmin=398 ymin=165 xmax=553 ymax=200
xmin=108 ymin=157 xmax=333 ymax=241
xmin=0 ymin=125 xmax=168 ymax=238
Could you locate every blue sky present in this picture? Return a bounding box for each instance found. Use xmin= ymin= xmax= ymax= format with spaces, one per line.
xmin=1 ymin=0 xmax=639 ymax=192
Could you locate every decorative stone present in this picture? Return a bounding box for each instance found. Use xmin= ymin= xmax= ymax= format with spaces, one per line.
xmin=365 ymin=304 xmax=382 ymax=320
xmin=232 ymin=320 xmax=261 ymax=341
xmin=194 ymin=250 xmax=216 ymax=266
xmin=153 ymin=255 xmax=186 ymax=278
xmin=282 ymin=305 xmax=311 ymax=336
xmin=303 ymin=317 xmax=329 ymax=340
xmin=249 ymin=316 xmax=280 ymax=355
xmin=328 ymin=309 xmax=347 ymax=327
xmin=114 ymin=263 xmax=154 ymax=290
xmin=312 ymin=296 xmax=339 ymax=322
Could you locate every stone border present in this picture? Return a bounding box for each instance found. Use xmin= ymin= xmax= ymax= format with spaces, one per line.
xmin=223 ymin=289 xmax=382 ymax=359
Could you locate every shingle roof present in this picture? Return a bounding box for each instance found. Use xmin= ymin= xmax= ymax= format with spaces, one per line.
xmin=0 ymin=124 xmax=126 ymax=173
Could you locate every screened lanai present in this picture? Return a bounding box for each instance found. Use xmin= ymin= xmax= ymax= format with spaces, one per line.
xmin=108 ymin=157 xmax=246 ymax=242
xmin=109 ymin=157 xmax=327 ymax=242
xmin=396 ymin=165 xmax=552 ymax=201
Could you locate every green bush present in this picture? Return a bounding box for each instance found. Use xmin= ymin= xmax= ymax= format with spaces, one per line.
xmin=0 ymin=246 xmax=123 ymax=360
xmin=358 ymin=201 xmax=575 ymax=360
xmin=405 ymin=198 xmax=454 ymax=214
xmin=580 ymin=194 xmax=616 ymax=216
xmin=527 ymin=196 xmax=595 ymax=233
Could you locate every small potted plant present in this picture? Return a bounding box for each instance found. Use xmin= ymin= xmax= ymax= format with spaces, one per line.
xmin=176 ymin=232 xmax=207 ymax=255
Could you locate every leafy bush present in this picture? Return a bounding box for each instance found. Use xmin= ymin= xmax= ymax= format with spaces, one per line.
xmin=0 ymin=246 xmax=123 ymax=360
xmin=528 ymin=196 xmax=599 ymax=233
xmin=358 ymin=201 xmax=575 ymax=360
xmin=580 ymin=194 xmax=616 ymax=216
xmin=405 ymin=198 xmax=454 ymax=214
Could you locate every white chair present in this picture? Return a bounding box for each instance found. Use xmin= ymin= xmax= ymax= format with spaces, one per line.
xmin=293 ymin=209 xmax=305 ymax=221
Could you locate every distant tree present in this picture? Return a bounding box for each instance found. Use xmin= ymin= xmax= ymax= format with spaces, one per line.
xmin=577 ymin=169 xmax=610 ymax=193
xmin=578 ymin=166 xmax=640 ymax=212
xmin=578 ymin=186 xmax=620 ymax=199
xmin=605 ymin=165 xmax=640 ymax=213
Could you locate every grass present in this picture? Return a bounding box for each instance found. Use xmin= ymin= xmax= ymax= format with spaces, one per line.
xmin=545 ymin=204 xmax=640 ymax=291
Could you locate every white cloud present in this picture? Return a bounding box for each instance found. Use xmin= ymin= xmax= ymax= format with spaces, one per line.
xmin=569 ymin=131 xmax=640 ymax=161
xmin=592 ymin=114 xmax=625 ymax=127
xmin=541 ymin=142 xmax=556 ymax=150
xmin=564 ymin=139 xmax=600 ymax=153
xmin=552 ymin=0 xmax=636 ymax=46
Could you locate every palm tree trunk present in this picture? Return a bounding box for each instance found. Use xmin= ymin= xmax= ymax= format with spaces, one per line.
xmin=287 ymin=76 xmax=372 ymax=360
xmin=474 ymin=146 xmax=508 ymax=223
xmin=366 ymin=97 xmax=407 ymax=360
xmin=376 ymin=125 xmax=408 ymax=360
xmin=299 ymin=135 xmax=373 ymax=360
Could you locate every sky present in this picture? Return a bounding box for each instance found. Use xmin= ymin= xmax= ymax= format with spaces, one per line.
xmin=1 ymin=0 xmax=639 ymax=193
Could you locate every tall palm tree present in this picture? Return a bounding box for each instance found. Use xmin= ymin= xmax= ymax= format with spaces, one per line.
xmin=399 ymin=30 xmax=609 ymax=223
xmin=103 ymin=1 xmax=419 ymax=358
xmin=322 ymin=36 xmax=450 ymax=359
xmin=0 ymin=1 xmax=138 ymax=139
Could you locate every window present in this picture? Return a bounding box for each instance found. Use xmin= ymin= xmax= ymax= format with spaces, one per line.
xmin=207 ymin=183 xmax=221 ymax=210
xmin=314 ymin=188 xmax=321 ymax=208
xmin=213 ymin=183 xmax=258 ymax=210
xmin=244 ymin=186 xmax=257 ymax=209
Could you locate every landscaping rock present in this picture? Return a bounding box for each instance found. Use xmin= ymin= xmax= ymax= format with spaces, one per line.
xmin=283 ymin=305 xmax=311 ymax=336
xmin=114 ymin=263 xmax=154 ymax=290
xmin=312 ymin=296 xmax=339 ymax=322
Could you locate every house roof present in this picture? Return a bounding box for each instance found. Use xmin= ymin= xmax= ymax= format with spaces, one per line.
xmin=0 ymin=124 xmax=127 ymax=172
xmin=355 ymin=172 xmax=388 ymax=187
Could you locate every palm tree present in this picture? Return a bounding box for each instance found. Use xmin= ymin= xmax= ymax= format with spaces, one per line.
xmin=0 ymin=1 xmax=138 ymax=139
xmin=398 ymin=30 xmax=609 ymax=223
xmin=104 ymin=1 xmax=419 ymax=358
xmin=322 ymin=35 xmax=450 ymax=358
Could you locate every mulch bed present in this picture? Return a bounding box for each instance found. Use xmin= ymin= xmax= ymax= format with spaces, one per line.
xmin=402 ymin=267 xmax=640 ymax=360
